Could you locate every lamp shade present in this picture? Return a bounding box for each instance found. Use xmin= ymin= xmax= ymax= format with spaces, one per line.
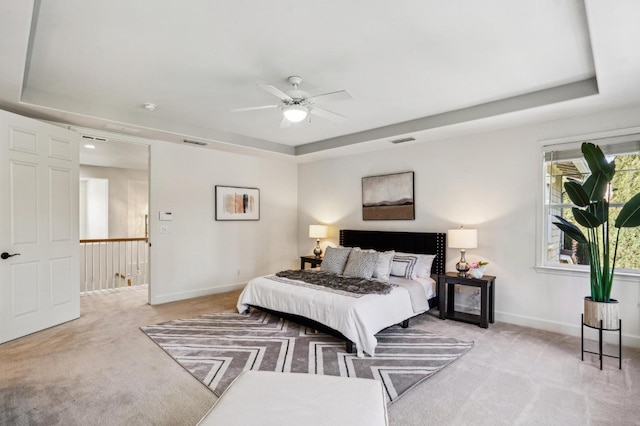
xmin=283 ymin=105 xmax=308 ymax=123
xmin=448 ymin=228 xmax=477 ymax=249
xmin=309 ymin=225 xmax=328 ymax=239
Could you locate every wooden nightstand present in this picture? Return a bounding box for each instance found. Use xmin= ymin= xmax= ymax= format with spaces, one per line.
xmin=300 ymin=255 xmax=323 ymax=270
xmin=438 ymin=272 xmax=496 ymax=328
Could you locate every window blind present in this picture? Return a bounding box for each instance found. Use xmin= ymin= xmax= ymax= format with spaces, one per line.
xmin=544 ymin=133 xmax=640 ymax=161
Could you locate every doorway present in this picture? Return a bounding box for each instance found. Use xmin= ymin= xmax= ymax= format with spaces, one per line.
xmin=79 ymin=137 xmax=150 ymax=297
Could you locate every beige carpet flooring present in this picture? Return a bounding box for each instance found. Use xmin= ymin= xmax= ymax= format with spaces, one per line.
xmin=2 ymin=285 xmax=639 ymax=426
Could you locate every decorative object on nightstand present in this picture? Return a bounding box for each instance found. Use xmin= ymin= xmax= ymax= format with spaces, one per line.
xmin=468 ymin=261 xmax=488 ymax=279
xmin=309 ymin=224 xmax=328 ymax=257
xmin=447 ymin=227 xmax=477 ymax=276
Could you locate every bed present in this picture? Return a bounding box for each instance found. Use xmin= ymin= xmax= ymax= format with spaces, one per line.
xmin=237 ymin=229 xmax=446 ymax=357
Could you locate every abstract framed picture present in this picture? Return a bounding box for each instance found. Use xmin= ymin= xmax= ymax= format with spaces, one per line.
xmin=362 ymin=171 xmax=414 ymax=220
xmin=215 ymin=185 xmax=260 ymax=221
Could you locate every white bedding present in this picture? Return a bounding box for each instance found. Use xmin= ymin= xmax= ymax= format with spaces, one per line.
xmin=236 ymin=274 xmax=435 ymax=357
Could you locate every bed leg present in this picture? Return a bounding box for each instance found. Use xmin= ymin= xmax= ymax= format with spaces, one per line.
xmin=401 ymin=319 xmax=409 ymax=328
xmin=346 ymin=341 xmax=354 ymax=353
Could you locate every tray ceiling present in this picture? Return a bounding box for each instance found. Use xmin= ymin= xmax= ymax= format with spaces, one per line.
xmin=1 ymin=1 xmax=640 ymax=160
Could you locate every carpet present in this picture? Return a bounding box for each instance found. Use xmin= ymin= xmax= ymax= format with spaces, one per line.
xmin=141 ymin=311 xmax=473 ymax=404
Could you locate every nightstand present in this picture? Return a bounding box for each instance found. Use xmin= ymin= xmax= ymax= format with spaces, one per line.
xmin=438 ymin=272 xmax=496 ymax=328
xmin=300 ymin=255 xmax=323 ymax=270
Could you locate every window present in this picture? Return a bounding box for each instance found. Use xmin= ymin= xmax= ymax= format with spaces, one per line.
xmin=541 ymin=133 xmax=640 ymax=272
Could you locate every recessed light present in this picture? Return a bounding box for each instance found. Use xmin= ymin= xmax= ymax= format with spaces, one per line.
xmin=143 ymin=103 xmax=156 ymax=111
xmin=84 ymin=144 xmax=96 ymax=149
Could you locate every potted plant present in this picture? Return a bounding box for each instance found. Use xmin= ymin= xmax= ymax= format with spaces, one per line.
xmin=553 ymin=142 xmax=640 ymax=329
xmin=468 ymin=261 xmax=488 ymax=279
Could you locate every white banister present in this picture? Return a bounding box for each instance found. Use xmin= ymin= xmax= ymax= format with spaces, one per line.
xmin=79 ymin=238 xmax=149 ymax=293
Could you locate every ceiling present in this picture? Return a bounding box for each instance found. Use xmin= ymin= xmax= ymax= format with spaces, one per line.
xmin=78 ymin=136 xmax=149 ymax=171
xmin=1 ymin=1 xmax=640 ymax=164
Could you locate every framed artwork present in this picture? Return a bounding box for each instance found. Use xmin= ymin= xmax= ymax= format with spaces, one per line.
xmin=215 ymin=185 xmax=260 ymax=221
xmin=362 ymin=171 xmax=414 ymax=220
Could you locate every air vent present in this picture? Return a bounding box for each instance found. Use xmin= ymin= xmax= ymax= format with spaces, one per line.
xmin=390 ymin=137 xmax=415 ymax=144
xmin=183 ymin=139 xmax=209 ymax=146
xmin=81 ymin=135 xmax=108 ymax=142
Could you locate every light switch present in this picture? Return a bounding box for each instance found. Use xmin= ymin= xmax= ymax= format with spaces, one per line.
xmin=159 ymin=211 xmax=173 ymax=221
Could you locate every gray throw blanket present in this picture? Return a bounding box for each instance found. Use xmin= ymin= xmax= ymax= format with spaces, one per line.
xmin=275 ymin=270 xmax=395 ymax=295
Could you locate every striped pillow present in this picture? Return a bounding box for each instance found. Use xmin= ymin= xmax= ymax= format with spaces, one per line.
xmin=390 ymin=254 xmax=418 ymax=279
xmin=390 ymin=253 xmax=436 ymax=279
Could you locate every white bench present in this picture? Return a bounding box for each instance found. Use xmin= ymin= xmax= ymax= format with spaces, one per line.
xmin=197 ymin=371 xmax=388 ymax=426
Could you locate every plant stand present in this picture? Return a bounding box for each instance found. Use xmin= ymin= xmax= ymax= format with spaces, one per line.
xmin=581 ymin=314 xmax=621 ymax=370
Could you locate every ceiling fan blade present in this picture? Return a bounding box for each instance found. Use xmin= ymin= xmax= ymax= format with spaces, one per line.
xmin=309 ymin=107 xmax=348 ymax=123
xmin=231 ymin=104 xmax=280 ymax=112
xmin=279 ymin=117 xmax=292 ymax=128
xmin=307 ymin=90 xmax=353 ymax=104
xmin=259 ymin=84 xmax=293 ymax=102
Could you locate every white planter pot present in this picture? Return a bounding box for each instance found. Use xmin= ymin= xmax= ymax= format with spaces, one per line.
xmin=469 ymin=267 xmax=485 ymax=279
xmin=583 ymin=297 xmax=619 ymax=329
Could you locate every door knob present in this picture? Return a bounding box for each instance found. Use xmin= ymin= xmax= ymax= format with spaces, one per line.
xmin=1 ymin=252 xmax=20 ymax=260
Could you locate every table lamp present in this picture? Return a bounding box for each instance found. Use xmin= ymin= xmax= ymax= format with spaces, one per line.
xmin=448 ymin=227 xmax=477 ymax=276
xmin=309 ymin=224 xmax=328 ymax=257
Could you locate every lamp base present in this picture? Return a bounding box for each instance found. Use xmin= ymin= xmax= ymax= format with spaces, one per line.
xmin=455 ymin=262 xmax=469 ymax=277
xmin=313 ymin=240 xmax=323 ymax=258
xmin=456 ymin=249 xmax=469 ymax=276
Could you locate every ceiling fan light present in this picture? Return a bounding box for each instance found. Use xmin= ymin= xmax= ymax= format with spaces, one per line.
xmin=283 ymin=105 xmax=308 ymax=123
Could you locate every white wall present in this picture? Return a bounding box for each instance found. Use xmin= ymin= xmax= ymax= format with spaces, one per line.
xmin=79 ymin=177 xmax=109 ymax=239
xmin=298 ymin=105 xmax=640 ymax=348
xmin=148 ymin=142 xmax=298 ymax=305
xmin=80 ymin=165 xmax=148 ymax=238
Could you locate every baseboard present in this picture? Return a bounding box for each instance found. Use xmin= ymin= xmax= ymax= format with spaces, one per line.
xmin=497 ymin=311 xmax=640 ymax=349
xmin=149 ymin=282 xmax=247 ymax=305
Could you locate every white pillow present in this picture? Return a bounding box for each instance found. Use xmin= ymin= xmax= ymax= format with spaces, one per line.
xmin=372 ymin=250 xmax=395 ymax=282
xmin=390 ymin=252 xmax=436 ymax=279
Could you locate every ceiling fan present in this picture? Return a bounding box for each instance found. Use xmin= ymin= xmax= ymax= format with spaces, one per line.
xmin=232 ymin=76 xmax=353 ymax=128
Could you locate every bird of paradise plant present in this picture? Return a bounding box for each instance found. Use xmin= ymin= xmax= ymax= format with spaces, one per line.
xmin=552 ymin=142 xmax=640 ymax=302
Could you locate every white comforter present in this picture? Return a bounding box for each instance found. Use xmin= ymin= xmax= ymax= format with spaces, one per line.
xmin=236 ymin=274 xmax=433 ymax=357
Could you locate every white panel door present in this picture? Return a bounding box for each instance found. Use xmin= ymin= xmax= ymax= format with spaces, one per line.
xmin=0 ymin=109 xmax=80 ymax=344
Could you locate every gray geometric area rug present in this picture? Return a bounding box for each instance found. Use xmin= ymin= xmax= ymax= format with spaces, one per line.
xmin=141 ymin=311 xmax=473 ymax=404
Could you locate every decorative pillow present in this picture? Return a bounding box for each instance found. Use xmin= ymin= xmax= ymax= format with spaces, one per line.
xmin=414 ymin=254 xmax=436 ymax=278
xmin=390 ymin=254 xmax=418 ymax=279
xmin=390 ymin=253 xmax=436 ymax=279
xmin=320 ymin=246 xmax=352 ymax=274
xmin=342 ymin=248 xmax=380 ymax=279
xmin=414 ymin=253 xmax=436 ymax=278
xmin=372 ymin=250 xmax=395 ymax=282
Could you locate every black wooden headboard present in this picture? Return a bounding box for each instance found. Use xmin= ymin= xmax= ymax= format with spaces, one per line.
xmin=339 ymin=229 xmax=446 ymax=276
